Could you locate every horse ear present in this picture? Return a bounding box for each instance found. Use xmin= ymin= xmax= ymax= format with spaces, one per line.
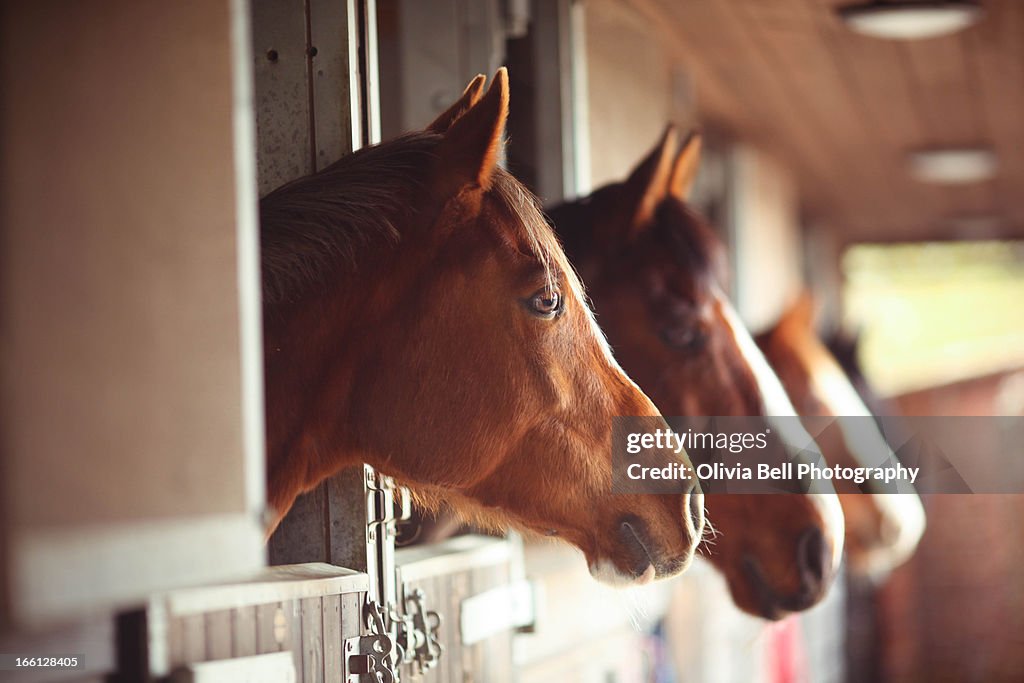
xmin=435 ymin=67 xmax=509 ymax=192
xmin=669 ymin=132 xmax=702 ymax=200
xmin=621 ymin=125 xmax=678 ymax=234
xmin=427 ymin=74 xmax=486 ymax=133
xmin=784 ymin=291 xmax=817 ymax=331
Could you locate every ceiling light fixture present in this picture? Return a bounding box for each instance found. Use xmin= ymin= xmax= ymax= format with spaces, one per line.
xmin=837 ymin=1 xmax=984 ymax=40
xmin=909 ymin=147 xmax=997 ymax=184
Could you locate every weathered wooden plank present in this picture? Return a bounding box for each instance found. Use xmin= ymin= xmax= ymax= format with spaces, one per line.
xmin=232 ymin=605 xmax=258 ymax=658
xmin=164 ymin=564 xmax=367 ymax=617
xmin=299 ymin=597 xmax=324 ymax=683
xmin=165 ymin=614 xmax=185 ymax=670
xmin=203 ymin=610 xmax=233 ymax=662
xmin=256 ymin=602 xmax=286 ymax=654
xmin=433 ymin=575 xmax=449 ymax=683
xmin=340 ymin=592 xmax=362 ymax=641
xmin=286 ymin=599 xmax=303 ymax=680
xmin=321 ymin=594 xmax=343 ymax=681
xmin=180 ymin=613 xmax=206 ymax=664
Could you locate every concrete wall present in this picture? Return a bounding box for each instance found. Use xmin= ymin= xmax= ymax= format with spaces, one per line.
xmin=0 ymin=0 xmax=266 ymax=626
xmin=583 ymin=0 xmax=697 ymax=189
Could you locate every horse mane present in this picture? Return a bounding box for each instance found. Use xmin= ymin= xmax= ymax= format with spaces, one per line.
xmin=259 ymin=131 xmax=560 ymax=305
xmin=259 ymin=132 xmax=440 ymax=305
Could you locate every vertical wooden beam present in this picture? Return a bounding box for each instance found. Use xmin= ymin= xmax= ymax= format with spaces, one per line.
xmin=260 ymin=0 xmax=381 ymax=580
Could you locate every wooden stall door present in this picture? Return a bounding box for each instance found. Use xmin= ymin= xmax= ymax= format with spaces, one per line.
xmin=146 ymin=564 xmax=369 ymax=682
xmin=394 ymin=535 xmax=533 ymax=683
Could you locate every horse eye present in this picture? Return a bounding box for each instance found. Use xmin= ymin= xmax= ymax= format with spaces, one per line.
xmin=527 ymin=290 xmax=563 ymax=319
xmin=660 ymin=324 xmax=707 ymax=351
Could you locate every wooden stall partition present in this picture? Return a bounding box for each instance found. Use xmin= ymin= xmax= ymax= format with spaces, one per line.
xmin=145 ymin=563 xmax=368 ymax=682
xmin=393 ymin=535 xmax=533 ymax=683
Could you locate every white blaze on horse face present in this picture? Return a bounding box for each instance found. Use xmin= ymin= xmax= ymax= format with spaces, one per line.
xmin=806 ymin=352 xmax=926 ymax=577
xmin=714 ymin=288 xmax=846 ymax=573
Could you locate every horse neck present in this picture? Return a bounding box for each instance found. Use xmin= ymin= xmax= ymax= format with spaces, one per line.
xmin=262 ymin=269 xmax=378 ymax=512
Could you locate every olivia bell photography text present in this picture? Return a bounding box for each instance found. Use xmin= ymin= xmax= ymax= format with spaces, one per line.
xmin=611 ymin=415 xmax=1024 ymax=495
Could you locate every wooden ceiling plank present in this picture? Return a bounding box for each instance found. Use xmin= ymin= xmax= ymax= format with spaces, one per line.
xmin=817 ymin=0 xmax=1001 ymax=237
xmin=731 ymin=0 xmax=920 ymax=233
xmin=901 ymin=33 xmax=982 ymax=145
xmin=646 ymin=0 xmax=856 ymax=210
xmin=965 ymin=0 xmax=1024 ymax=232
xmin=807 ymin=0 xmax=944 ymax=233
xmin=625 ymin=0 xmax=1022 ymax=243
xmin=751 ymin=0 xmax=918 ymax=230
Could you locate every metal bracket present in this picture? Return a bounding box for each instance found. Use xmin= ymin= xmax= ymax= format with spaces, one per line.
xmin=392 ymin=588 xmax=444 ymax=675
xmin=361 ymin=471 xmax=426 ymax=681
xmin=345 ymin=601 xmax=397 ymax=683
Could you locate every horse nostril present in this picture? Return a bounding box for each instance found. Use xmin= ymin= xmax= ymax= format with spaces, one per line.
xmin=797 ymin=527 xmax=829 ymax=589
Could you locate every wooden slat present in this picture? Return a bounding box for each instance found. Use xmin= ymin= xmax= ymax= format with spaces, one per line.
xmin=733 ymin=0 xmax=904 ymax=232
xmin=286 ymin=599 xmax=303 ymax=680
xmin=232 ymin=605 xmax=258 ymax=658
xmin=340 ymin=592 xmax=362 ymax=641
xmin=645 ymin=0 xmax=860 ymax=220
xmin=256 ymin=603 xmax=285 ymax=654
xmin=180 ymin=614 xmax=206 ymax=664
xmin=966 ymin=0 xmax=1024 ymax=228
xmin=320 ymin=594 xmax=342 ymax=682
xmin=203 ymin=610 xmax=233 ymax=662
xmin=454 ymin=571 xmax=473 ymax=682
xmin=619 ymin=0 xmax=1024 ymax=242
xmin=162 ymin=564 xmax=368 ymax=617
xmin=167 ymin=613 xmax=186 ymax=669
xmin=300 ymin=598 xmax=324 ymax=683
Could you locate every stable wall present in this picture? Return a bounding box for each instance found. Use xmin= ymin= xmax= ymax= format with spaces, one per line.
xmin=582 ymin=0 xmax=804 ymax=331
xmin=0 ymin=0 xmax=266 ymax=627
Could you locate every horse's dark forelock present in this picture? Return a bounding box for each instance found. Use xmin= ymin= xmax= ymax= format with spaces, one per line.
xmin=259 ymin=132 xmax=562 ymax=305
xmin=545 ymin=188 xmax=727 ymax=295
xmin=655 ymin=198 xmax=730 ymax=294
xmin=488 ymin=166 xmax=565 ymax=292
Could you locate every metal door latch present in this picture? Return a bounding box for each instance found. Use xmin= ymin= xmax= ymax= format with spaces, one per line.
xmin=394 ymin=588 xmax=444 ymax=675
xmin=345 ymin=601 xmax=397 ymax=683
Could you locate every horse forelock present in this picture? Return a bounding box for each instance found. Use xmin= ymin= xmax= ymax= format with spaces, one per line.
xmin=655 ymin=198 xmax=729 ymax=295
xmin=486 ymin=168 xmax=567 ymax=292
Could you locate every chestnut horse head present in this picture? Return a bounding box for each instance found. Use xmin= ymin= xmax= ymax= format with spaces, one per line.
xmin=757 ymin=295 xmax=925 ymax=580
xmin=259 ymin=71 xmax=703 ymax=585
xmin=547 ymin=127 xmax=844 ymax=618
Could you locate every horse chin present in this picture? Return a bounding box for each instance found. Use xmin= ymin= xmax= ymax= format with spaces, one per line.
xmin=587 ymin=558 xmax=657 ymax=587
xmin=738 ymin=556 xmax=823 ymax=621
